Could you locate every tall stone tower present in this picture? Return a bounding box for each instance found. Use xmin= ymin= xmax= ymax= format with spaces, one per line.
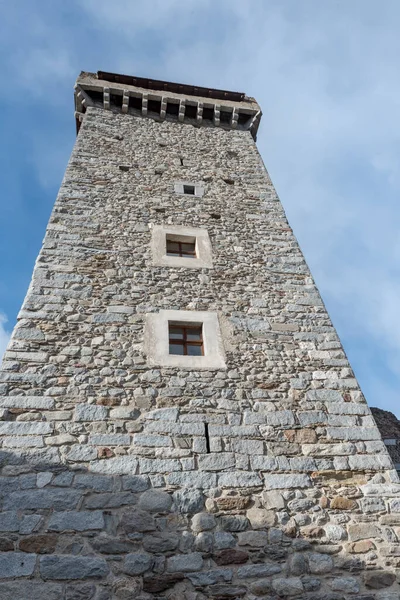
xmin=0 ymin=71 xmax=399 ymax=600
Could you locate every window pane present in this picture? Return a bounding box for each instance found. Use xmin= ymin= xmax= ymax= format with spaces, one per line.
xmin=169 ymin=327 xmax=184 ymax=339
xmin=166 ymin=241 xmax=180 ymax=254
xmin=186 ymin=329 xmax=202 ymax=341
xmin=182 ymin=253 xmax=196 ymax=258
xmin=183 ymin=185 xmax=195 ymax=195
xmin=187 ymin=344 xmax=202 ymax=356
xmin=181 ymin=243 xmax=195 ymax=254
xmin=169 ymin=343 xmax=184 ymax=355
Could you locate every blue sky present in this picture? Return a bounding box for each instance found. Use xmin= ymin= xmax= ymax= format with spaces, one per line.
xmin=1 ymin=0 xmax=400 ymax=416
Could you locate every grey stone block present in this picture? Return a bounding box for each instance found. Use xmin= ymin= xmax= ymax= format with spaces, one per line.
xmin=0 ymin=552 xmax=36 ymax=578
xmin=4 ymin=489 xmax=81 ymax=510
xmin=40 ymin=555 xmax=109 ymax=579
xmin=0 ymin=422 xmax=53 ymax=435
xmin=0 ymin=396 xmax=54 ymax=409
xmin=122 ymin=475 xmax=150 ymax=492
xmin=0 ymin=511 xmax=20 ymax=532
xmin=74 ymin=474 xmax=114 ymax=491
xmin=89 ymin=456 xmax=138 ymax=475
xmin=187 ymin=569 xmax=232 ymax=586
xmin=123 ymin=552 xmax=153 ymax=575
xmin=48 ymin=510 xmax=104 ymax=531
xmin=0 ymin=582 xmax=62 ymax=600
xmin=167 ymin=472 xmax=217 ymax=488
xmin=138 ymin=489 xmax=172 ymax=512
xmin=74 ymin=404 xmax=108 ymax=421
xmin=218 ymin=471 xmax=262 ymax=487
xmin=198 ymin=453 xmax=235 ymax=471
xmin=264 ymin=474 xmax=312 ymax=489
xmin=172 ymin=489 xmax=204 ymax=514
xmin=89 ymin=434 xmax=130 ymax=445
xmin=167 ymin=552 xmax=203 ymax=573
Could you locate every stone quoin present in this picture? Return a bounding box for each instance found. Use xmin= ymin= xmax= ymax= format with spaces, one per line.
xmin=0 ymin=70 xmax=399 ymax=598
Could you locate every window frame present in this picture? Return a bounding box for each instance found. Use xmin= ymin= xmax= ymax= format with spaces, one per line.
xmin=145 ymin=310 xmax=226 ymax=369
xmin=151 ymin=225 xmax=213 ymax=269
xmin=168 ymin=323 xmax=204 ymax=356
xmin=174 ymin=181 xmax=205 ymax=198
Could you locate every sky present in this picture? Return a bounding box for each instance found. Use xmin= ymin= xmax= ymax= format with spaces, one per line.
xmin=0 ymin=0 xmax=400 ymax=416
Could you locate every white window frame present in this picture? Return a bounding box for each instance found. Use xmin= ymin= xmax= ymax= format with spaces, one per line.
xmin=174 ymin=181 xmax=205 ymax=198
xmin=151 ymin=225 xmax=213 ymax=269
xmin=145 ymin=310 xmax=226 ymax=369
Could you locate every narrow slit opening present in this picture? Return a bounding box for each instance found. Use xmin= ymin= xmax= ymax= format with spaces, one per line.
xmin=204 ymin=422 xmax=211 ymax=453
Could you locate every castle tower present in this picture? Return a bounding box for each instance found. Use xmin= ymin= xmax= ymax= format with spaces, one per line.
xmin=0 ymin=71 xmax=399 ymax=599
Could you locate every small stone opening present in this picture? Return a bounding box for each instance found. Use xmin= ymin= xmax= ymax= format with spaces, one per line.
xmin=204 ymin=422 xmax=211 ymax=453
xmin=202 ymin=106 xmax=214 ymax=121
xmin=130 ymin=96 xmax=143 ymax=111
xmin=110 ymin=93 xmax=123 ymax=108
xmin=148 ymin=99 xmax=162 ymax=114
xmin=166 ymin=102 xmax=179 ymax=116
xmin=185 ymin=104 xmax=197 ymax=119
xmin=183 ymin=184 xmax=195 ymax=195
xmin=220 ymin=110 xmax=232 ymax=123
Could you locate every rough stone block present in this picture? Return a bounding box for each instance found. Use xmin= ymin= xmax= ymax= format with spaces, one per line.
xmin=0 ymin=552 xmax=36 ymax=578
xmin=48 ymin=511 xmax=104 ymax=531
xmin=40 ymin=555 xmax=109 ymax=579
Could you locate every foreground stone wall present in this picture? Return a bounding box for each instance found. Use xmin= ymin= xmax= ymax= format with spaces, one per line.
xmin=0 ymin=106 xmax=399 ymax=598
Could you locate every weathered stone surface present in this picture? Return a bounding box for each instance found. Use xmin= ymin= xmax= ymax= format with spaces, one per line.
xmin=166 ymin=552 xmax=203 ymax=573
xmin=123 ymin=552 xmax=152 ymax=575
xmin=19 ymin=534 xmax=57 ymax=554
xmin=143 ymin=533 xmax=179 ymax=553
xmin=48 ymin=511 xmax=104 ymax=531
xmin=0 ymin=552 xmax=36 ymax=577
xmin=74 ymin=404 xmax=108 ymax=421
xmin=138 ymin=489 xmax=172 ymax=512
xmin=331 ymin=496 xmax=358 ymax=510
xmin=214 ymin=548 xmax=249 ymax=565
xmin=220 ymin=515 xmax=249 ymax=532
xmin=348 ymin=523 xmax=380 ymax=542
xmin=120 ymin=509 xmax=156 ymax=533
xmin=238 ymin=530 xmax=268 ymax=547
xmin=173 ymin=489 xmax=204 ymax=514
xmin=216 ymin=496 xmax=250 ymax=511
xmin=91 ymin=537 xmax=135 ymax=554
xmin=4 ymin=489 xmax=81 ymax=510
xmin=237 ymin=563 xmax=281 ymax=578
xmin=143 ymin=574 xmax=184 ymax=593
xmin=191 ymin=512 xmax=216 ymax=532
xmin=331 ymin=577 xmax=360 ymax=593
xmin=364 ymin=570 xmax=396 ymax=589
xmin=272 ymin=577 xmax=303 ymax=596
xmin=0 ymin=582 xmax=62 ymax=600
xmin=187 ymin=568 xmax=232 ymax=586
xmin=40 ymin=555 xmax=109 ymax=579
xmin=308 ymin=552 xmax=334 ymax=574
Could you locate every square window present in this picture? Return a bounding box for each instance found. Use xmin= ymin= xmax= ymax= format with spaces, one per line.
xmin=166 ymin=235 xmax=196 ymax=258
xmin=151 ymin=226 xmax=213 ymax=269
xmin=145 ymin=310 xmax=226 ymax=369
xmin=183 ymin=184 xmax=195 ymax=195
xmin=174 ymin=182 xmax=204 ymax=198
xmin=168 ymin=323 xmax=203 ymax=356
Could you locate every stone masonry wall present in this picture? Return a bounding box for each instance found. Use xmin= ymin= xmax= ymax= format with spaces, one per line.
xmin=0 ymin=105 xmax=399 ymax=599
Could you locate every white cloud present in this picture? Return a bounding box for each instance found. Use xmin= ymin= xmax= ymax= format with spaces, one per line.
xmin=0 ymin=314 xmax=10 ymax=361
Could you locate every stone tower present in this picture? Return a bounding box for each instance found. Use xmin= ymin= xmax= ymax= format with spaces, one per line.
xmin=0 ymin=71 xmax=399 ymax=600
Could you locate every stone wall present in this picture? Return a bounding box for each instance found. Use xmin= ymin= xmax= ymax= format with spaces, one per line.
xmin=0 ymin=105 xmax=399 ymax=599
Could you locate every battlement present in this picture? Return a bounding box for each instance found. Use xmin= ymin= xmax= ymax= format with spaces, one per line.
xmin=74 ymin=71 xmax=262 ymax=139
